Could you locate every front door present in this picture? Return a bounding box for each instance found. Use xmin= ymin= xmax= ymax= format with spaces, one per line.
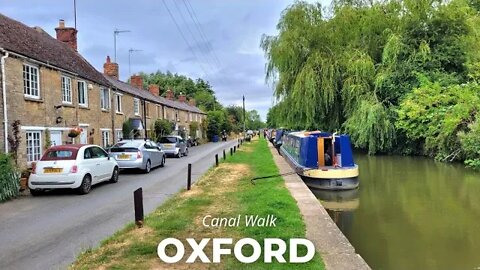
xmin=79 ymin=127 xmax=88 ymax=144
xmin=50 ymin=131 xmax=62 ymax=146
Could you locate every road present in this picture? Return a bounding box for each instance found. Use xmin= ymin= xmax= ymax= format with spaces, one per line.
xmin=0 ymin=140 xmax=237 ymax=270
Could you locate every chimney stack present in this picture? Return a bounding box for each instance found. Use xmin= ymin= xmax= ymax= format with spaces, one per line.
xmin=188 ymin=98 xmax=196 ymax=107
xmin=178 ymin=93 xmax=187 ymax=103
xmin=103 ymin=56 xmax=119 ymax=79
xmin=148 ymin=84 xmax=160 ymax=96
xmin=55 ymin=19 xmax=78 ymax=51
xmin=165 ymin=89 xmax=174 ymax=100
xmin=130 ymin=74 xmax=143 ymax=89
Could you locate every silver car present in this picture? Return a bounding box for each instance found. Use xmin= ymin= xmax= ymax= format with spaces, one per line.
xmin=109 ymin=140 xmax=165 ymax=173
xmin=158 ymin=136 xmax=188 ymax=158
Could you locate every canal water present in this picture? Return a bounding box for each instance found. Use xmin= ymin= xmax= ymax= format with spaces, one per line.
xmin=313 ymin=154 xmax=480 ymax=270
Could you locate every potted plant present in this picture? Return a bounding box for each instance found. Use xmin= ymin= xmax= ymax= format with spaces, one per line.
xmin=19 ymin=167 xmax=31 ymax=192
xmin=68 ymin=127 xmax=82 ymax=143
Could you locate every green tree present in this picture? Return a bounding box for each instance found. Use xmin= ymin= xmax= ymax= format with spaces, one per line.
xmin=154 ymin=119 xmax=173 ymax=138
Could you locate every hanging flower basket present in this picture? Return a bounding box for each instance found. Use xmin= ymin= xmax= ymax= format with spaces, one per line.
xmin=68 ymin=127 xmax=82 ymax=138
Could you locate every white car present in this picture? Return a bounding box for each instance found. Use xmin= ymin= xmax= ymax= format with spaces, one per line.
xmin=28 ymin=144 xmax=119 ymax=195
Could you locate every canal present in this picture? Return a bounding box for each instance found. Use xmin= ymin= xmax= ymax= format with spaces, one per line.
xmin=313 ymin=154 xmax=480 ymax=270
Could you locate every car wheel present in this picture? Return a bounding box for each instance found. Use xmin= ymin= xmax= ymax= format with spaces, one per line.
xmin=160 ymin=156 xmax=166 ymax=167
xmin=110 ymin=167 xmax=119 ymax=183
xmin=144 ymin=160 xmax=152 ymax=173
xmin=30 ymin=189 xmax=44 ymax=196
xmin=78 ymin=174 xmax=92 ymax=195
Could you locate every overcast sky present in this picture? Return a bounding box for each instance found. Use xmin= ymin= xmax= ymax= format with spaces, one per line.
xmin=1 ymin=0 xmax=330 ymax=120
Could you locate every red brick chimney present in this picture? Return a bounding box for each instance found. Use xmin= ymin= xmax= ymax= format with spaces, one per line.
xmin=165 ymin=89 xmax=174 ymax=100
xmin=178 ymin=93 xmax=187 ymax=103
xmin=103 ymin=56 xmax=119 ymax=80
xmin=148 ymin=84 xmax=159 ymax=96
xmin=55 ymin=19 xmax=78 ymax=51
xmin=188 ymin=98 xmax=196 ymax=107
xmin=130 ymin=74 xmax=143 ymax=89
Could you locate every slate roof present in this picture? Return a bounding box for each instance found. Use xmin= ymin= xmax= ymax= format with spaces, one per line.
xmin=104 ymin=76 xmax=205 ymax=114
xmin=0 ymin=13 xmax=110 ymax=86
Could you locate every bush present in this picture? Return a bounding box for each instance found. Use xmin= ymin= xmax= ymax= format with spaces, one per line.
xmin=0 ymin=154 xmax=20 ymax=202
xmin=206 ymin=111 xmax=225 ymax=141
xmin=154 ymin=119 xmax=173 ymax=138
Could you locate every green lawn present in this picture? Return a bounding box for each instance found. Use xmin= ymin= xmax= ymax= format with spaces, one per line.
xmin=71 ymin=138 xmax=324 ymax=270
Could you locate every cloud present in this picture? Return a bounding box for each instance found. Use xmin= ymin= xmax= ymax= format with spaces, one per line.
xmin=0 ymin=0 xmax=332 ymax=121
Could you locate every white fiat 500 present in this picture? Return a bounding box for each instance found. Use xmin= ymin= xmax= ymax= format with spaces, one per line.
xmin=28 ymin=144 xmax=119 ymax=195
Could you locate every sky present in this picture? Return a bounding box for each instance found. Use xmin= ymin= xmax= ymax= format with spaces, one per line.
xmin=1 ymin=0 xmax=330 ymax=121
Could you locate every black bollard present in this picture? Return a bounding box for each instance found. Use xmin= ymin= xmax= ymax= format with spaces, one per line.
xmin=187 ymin=163 xmax=192 ymax=190
xmin=215 ymin=154 xmax=219 ymax=167
xmin=134 ymin=188 xmax=144 ymax=228
xmin=223 ymin=149 xmax=226 ymax=160
xmin=234 ymin=146 xmax=236 ymax=153
xmin=230 ymin=148 xmax=233 ymax=156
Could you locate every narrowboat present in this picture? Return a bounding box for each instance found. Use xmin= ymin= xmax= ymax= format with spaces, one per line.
xmin=280 ymin=131 xmax=359 ymax=190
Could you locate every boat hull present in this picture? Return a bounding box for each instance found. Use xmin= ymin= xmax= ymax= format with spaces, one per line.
xmin=281 ymin=146 xmax=359 ymax=190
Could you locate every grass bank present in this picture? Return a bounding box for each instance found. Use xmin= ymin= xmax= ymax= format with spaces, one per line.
xmin=71 ymin=138 xmax=325 ymax=270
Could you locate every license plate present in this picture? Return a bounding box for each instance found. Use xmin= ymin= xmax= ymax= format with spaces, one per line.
xmin=164 ymin=144 xmax=174 ymax=148
xmin=118 ymin=153 xmax=131 ymax=160
xmin=44 ymin=168 xmax=62 ymax=173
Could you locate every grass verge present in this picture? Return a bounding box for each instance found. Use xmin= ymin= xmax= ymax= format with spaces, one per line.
xmin=71 ymin=138 xmax=325 ymax=270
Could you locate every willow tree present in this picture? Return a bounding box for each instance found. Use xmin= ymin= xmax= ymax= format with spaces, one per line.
xmin=262 ymin=0 xmax=480 ymax=154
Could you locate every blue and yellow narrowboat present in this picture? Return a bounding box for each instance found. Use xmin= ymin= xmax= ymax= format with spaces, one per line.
xmin=280 ymin=131 xmax=359 ymax=190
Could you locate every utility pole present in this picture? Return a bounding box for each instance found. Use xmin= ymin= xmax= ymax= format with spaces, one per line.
xmin=114 ymin=29 xmax=130 ymax=63
xmin=128 ymin=48 xmax=142 ymax=77
xmin=73 ymin=0 xmax=77 ymax=29
xmin=243 ymin=95 xmax=246 ymax=138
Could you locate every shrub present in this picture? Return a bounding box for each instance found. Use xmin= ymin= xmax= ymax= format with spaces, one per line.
xmin=0 ymin=153 xmax=20 ymax=202
xmin=154 ymin=119 xmax=173 ymax=138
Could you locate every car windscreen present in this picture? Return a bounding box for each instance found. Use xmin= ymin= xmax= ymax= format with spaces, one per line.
xmin=110 ymin=141 xmax=142 ymax=152
xmin=41 ymin=149 xmax=78 ymax=161
xmin=159 ymin=137 xmax=177 ymax=143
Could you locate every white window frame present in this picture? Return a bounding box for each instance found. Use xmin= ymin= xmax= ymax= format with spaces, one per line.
xmin=78 ymin=81 xmax=88 ymax=107
xmin=145 ymin=101 xmax=150 ymax=117
xmin=115 ymin=93 xmax=123 ymax=113
xmin=26 ymin=131 xmax=42 ymax=162
xmin=61 ymin=76 xmax=72 ymax=104
xmin=116 ymin=130 xmax=123 ymax=142
xmin=101 ymin=130 xmax=110 ymax=148
xmin=23 ymin=63 xmax=40 ymax=99
xmin=134 ymin=98 xmax=140 ymax=116
xmin=100 ymin=88 xmax=110 ymax=110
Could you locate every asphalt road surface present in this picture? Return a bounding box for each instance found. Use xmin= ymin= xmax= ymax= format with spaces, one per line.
xmin=0 ymin=140 xmax=237 ymax=270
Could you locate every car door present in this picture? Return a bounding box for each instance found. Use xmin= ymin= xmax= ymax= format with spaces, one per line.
xmin=180 ymin=138 xmax=187 ymax=154
xmin=90 ymin=146 xmax=110 ymax=183
xmin=82 ymin=147 xmax=99 ymax=181
xmin=150 ymin=142 xmax=162 ymax=166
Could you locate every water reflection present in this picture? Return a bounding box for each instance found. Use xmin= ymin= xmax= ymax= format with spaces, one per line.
xmin=312 ymin=154 xmax=480 ymax=270
xmin=312 ymin=189 xmax=359 ymax=235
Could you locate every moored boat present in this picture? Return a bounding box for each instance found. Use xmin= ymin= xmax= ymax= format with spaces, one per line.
xmin=280 ymin=131 xmax=359 ymax=190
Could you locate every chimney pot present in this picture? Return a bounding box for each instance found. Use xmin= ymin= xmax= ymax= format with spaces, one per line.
xmin=188 ymin=98 xmax=196 ymax=107
xmin=130 ymin=74 xmax=144 ymax=89
xmin=178 ymin=94 xmax=187 ymax=103
xmin=165 ymin=89 xmax=175 ymax=100
xmin=103 ymin=56 xmax=119 ymax=80
xmin=55 ymin=19 xmax=77 ymax=51
xmin=148 ymin=84 xmax=160 ymax=96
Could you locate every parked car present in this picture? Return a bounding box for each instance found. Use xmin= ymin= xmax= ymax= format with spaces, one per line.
xmin=28 ymin=144 xmax=119 ymax=195
xmin=109 ymin=139 xmax=165 ymax=173
xmin=158 ymin=136 xmax=188 ymax=158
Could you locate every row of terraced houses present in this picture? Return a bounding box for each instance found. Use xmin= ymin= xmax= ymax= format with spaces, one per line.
xmin=0 ymin=14 xmax=206 ymax=168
